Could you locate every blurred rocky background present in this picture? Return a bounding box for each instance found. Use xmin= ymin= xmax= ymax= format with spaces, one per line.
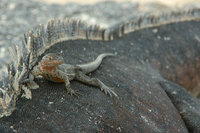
xmin=0 ymin=0 xmax=200 ymax=79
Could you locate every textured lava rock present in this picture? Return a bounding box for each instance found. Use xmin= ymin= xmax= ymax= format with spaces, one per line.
xmin=1 ymin=20 xmax=200 ymax=132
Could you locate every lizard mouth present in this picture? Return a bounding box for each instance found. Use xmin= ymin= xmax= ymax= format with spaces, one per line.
xmin=50 ymin=60 xmax=64 ymax=65
xmin=40 ymin=59 xmax=64 ymax=69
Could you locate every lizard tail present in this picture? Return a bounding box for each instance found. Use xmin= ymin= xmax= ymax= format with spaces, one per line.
xmin=77 ymin=53 xmax=116 ymax=74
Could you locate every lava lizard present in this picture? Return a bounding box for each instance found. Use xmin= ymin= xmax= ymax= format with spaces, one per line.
xmin=30 ymin=53 xmax=117 ymax=97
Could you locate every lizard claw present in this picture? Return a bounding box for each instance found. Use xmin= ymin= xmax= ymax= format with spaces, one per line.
xmin=101 ymin=85 xmax=118 ymax=97
xmin=68 ymin=89 xmax=82 ymax=97
xmin=66 ymin=85 xmax=82 ymax=97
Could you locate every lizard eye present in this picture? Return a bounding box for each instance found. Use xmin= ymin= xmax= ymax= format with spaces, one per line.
xmin=48 ymin=57 xmax=53 ymax=60
xmin=56 ymin=53 xmax=61 ymax=56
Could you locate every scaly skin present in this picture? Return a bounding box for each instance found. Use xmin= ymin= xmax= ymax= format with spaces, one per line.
xmin=31 ymin=53 xmax=117 ymax=97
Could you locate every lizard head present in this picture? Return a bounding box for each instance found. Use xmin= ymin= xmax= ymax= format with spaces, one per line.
xmin=40 ymin=53 xmax=64 ymax=70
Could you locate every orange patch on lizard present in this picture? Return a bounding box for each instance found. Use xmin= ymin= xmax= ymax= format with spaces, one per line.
xmin=52 ymin=77 xmax=65 ymax=82
xmin=40 ymin=65 xmax=56 ymax=71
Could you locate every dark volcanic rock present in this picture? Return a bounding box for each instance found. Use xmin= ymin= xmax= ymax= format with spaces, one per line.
xmin=159 ymin=81 xmax=200 ymax=133
xmin=1 ymin=20 xmax=200 ymax=132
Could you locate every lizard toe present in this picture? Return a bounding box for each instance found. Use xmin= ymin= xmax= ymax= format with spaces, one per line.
xmin=101 ymin=85 xmax=118 ymax=97
xmin=68 ymin=89 xmax=82 ymax=97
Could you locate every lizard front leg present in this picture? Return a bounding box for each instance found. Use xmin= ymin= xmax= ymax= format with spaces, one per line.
xmin=62 ymin=72 xmax=82 ymax=97
xmin=75 ymin=71 xmax=117 ymax=97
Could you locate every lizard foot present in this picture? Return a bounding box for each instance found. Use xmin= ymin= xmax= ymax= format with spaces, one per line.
xmin=67 ymin=89 xmax=82 ymax=97
xmin=66 ymin=83 xmax=82 ymax=97
xmin=100 ymin=84 xmax=118 ymax=97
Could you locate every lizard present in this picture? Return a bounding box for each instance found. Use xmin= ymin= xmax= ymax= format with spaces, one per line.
xmin=1 ymin=7 xmax=200 ymax=117
xmin=31 ymin=53 xmax=118 ymax=97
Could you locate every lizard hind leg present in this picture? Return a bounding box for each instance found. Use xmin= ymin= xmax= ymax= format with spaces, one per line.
xmin=75 ymin=71 xmax=117 ymax=97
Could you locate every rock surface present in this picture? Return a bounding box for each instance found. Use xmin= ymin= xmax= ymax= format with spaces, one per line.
xmin=1 ymin=19 xmax=200 ymax=132
xmin=1 ymin=0 xmax=200 ymax=132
